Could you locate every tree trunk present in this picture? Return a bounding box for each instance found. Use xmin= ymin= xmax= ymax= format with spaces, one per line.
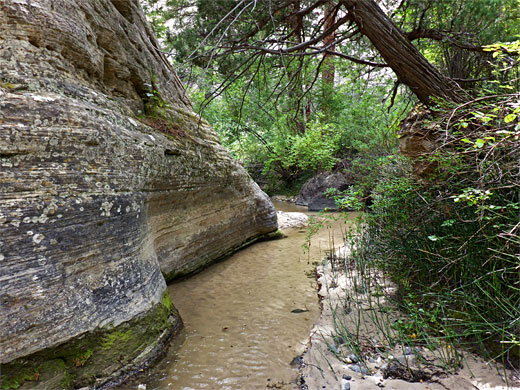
xmin=322 ymin=1 xmax=336 ymax=86
xmin=339 ymin=0 xmax=465 ymax=105
xmin=287 ymin=0 xmax=307 ymax=133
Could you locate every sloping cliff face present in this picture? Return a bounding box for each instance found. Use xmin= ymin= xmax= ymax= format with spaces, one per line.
xmin=0 ymin=0 xmax=277 ymax=388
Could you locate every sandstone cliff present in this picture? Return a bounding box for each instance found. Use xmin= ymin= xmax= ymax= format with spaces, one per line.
xmin=0 ymin=1 xmax=277 ymax=388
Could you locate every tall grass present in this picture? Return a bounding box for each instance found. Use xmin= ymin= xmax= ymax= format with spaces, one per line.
xmin=333 ymin=89 xmax=520 ymax=374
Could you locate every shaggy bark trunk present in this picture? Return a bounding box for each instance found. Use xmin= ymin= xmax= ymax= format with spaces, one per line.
xmin=339 ymin=0 xmax=465 ymax=105
xmin=322 ymin=2 xmax=336 ymax=85
xmin=287 ymin=0 xmax=307 ymax=133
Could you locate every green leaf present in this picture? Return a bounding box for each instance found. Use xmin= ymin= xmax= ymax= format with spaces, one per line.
xmin=474 ymin=139 xmax=486 ymax=148
xmin=441 ymin=219 xmax=456 ymax=227
xmin=461 ymin=138 xmax=472 ymax=143
xmin=504 ymin=114 xmax=517 ymax=123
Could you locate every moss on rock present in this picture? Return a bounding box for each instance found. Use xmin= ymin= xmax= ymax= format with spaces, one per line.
xmin=0 ymin=290 xmax=181 ymax=390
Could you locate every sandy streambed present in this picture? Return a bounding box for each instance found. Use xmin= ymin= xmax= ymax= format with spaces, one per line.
xmin=116 ymin=204 xmax=353 ymax=390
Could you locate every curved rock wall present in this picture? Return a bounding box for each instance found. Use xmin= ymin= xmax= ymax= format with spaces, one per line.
xmin=0 ymin=0 xmax=277 ymax=388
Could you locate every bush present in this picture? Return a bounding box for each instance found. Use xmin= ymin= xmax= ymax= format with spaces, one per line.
xmin=343 ymin=92 xmax=520 ymax=368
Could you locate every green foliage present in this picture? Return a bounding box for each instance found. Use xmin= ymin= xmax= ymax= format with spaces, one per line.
xmin=143 ymin=80 xmax=170 ymax=117
xmin=140 ymin=0 xmax=176 ymax=40
xmin=141 ymin=0 xmax=520 ymax=368
xmin=282 ymin=118 xmax=341 ymax=171
xmin=347 ymin=125 xmax=518 ymax=367
xmin=329 ymin=49 xmax=520 ymax=366
xmin=324 ymin=187 xmax=365 ymax=211
xmin=186 ymin=62 xmax=407 ymax=192
xmin=394 ymin=0 xmax=520 ymax=79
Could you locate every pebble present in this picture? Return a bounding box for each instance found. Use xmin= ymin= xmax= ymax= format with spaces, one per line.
xmin=349 ymin=364 xmax=370 ymax=375
xmin=341 ymin=382 xmax=351 ymax=390
xmin=342 ymin=374 xmax=352 ymax=380
xmin=403 ymin=346 xmax=414 ymax=355
xmin=137 ymin=385 xmax=146 ymax=390
xmin=348 ymin=354 xmax=359 ymax=363
xmin=290 ymin=355 xmax=304 ymax=367
xmin=396 ymin=355 xmax=416 ymax=366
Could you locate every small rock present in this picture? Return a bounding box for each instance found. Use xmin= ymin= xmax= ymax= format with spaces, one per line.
xmin=403 ymin=347 xmax=414 ymax=355
xmin=342 ymin=374 xmax=352 ymax=380
xmin=291 ymin=308 xmax=309 ymax=313
xmin=290 ymin=355 xmax=304 ymax=367
xmin=341 ymin=382 xmax=351 ymax=390
xmin=396 ymin=355 xmax=416 ymax=366
xmin=377 ymin=383 xmax=385 ymax=388
xmin=349 ymin=364 xmax=370 ymax=375
xmin=137 ymin=385 xmax=146 ymax=390
xmin=368 ymin=357 xmax=376 ymax=363
xmin=328 ymin=345 xmax=339 ymax=354
xmin=348 ymin=354 xmax=359 ymax=363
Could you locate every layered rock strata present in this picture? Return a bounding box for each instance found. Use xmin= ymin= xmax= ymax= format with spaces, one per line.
xmin=0 ymin=0 xmax=277 ymax=388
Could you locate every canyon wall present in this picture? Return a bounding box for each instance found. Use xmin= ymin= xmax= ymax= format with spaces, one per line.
xmin=0 ymin=0 xmax=277 ymax=388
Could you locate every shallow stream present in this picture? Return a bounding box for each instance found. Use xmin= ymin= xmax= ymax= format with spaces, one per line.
xmin=119 ymin=202 xmax=354 ymax=390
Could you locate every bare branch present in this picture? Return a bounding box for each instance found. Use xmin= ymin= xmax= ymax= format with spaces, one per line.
xmin=324 ymin=50 xmax=388 ymax=67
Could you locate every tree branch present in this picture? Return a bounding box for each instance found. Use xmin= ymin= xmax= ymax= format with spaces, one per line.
xmin=405 ymin=29 xmax=518 ymax=56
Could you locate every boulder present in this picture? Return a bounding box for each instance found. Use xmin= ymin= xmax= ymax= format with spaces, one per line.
xmin=0 ymin=1 xmax=277 ymax=388
xmin=308 ymin=193 xmax=339 ymax=211
xmin=296 ymin=171 xmax=350 ymax=210
xmin=277 ymin=211 xmax=309 ymax=229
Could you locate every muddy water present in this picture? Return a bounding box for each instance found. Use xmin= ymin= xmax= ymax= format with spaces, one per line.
xmin=122 ymin=203 xmax=354 ymax=390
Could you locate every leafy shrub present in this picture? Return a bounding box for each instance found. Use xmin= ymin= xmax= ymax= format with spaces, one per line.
xmin=345 ymin=94 xmax=520 ymax=367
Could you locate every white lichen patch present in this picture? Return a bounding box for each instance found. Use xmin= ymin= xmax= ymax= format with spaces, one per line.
xmin=32 ymin=94 xmax=57 ymax=102
xmin=32 ymin=233 xmax=44 ymax=244
xmin=100 ymin=201 xmax=113 ymax=217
